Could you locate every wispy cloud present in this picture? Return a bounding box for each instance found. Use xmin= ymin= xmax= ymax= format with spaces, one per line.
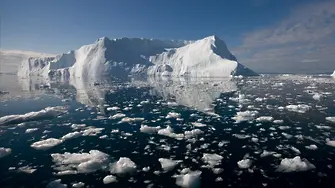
xmin=233 ymin=0 xmax=335 ymax=73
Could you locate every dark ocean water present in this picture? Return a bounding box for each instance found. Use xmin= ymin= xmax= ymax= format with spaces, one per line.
xmin=0 ymin=74 xmax=335 ymax=188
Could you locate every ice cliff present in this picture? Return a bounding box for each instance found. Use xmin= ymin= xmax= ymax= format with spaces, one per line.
xmin=17 ymin=35 xmax=257 ymax=79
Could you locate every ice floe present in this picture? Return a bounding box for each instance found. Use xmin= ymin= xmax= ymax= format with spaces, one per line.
xmin=237 ymin=159 xmax=252 ymax=169
xmin=61 ymin=131 xmax=82 ymax=141
xmin=276 ymin=156 xmax=315 ymax=172
xmin=0 ymin=147 xmax=12 ymax=158
xmin=51 ymin=150 xmax=110 ymax=174
xmin=256 ymin=116 xmax=274 ymax=122
xmin=0 ymin=106 xmax=67 ymax=125
xmin=158 ymin=158 xmax=182 ymax=171
xmin=46 ymin=179 xmax=67 ymax=188
xmin=31 ymin=138 xmax=63 ymax=150
xmin=103 ymin=175 xmax=117 ymax=184
xmin=72 ymin=182 xmax=85 ymax=188
xmin=286 ymin=104 xmax=310 ymax=113
xmin=109 ymin=113 xmax=126 ymax=119
xmin=25 ymin=128 xmax=38 ymax=133
xmin=110 ymin=157 xmax=137 ymax=175
xmin=305 ymin=144 xmax=318 ymax=150
xmin=175 ymin=170 xmax=202 ymax=188
xmin=232 ymin=111 xmax=259 ymax=123
xmin=158 ymin=126 xmax=184 ymax=140
xmin=166 ymin=112 xmax=181 ymax=119
xmin=326 ymin=117 xmax=335 ymax=123
xmin=326 ymin=139 xmax=335 ymax=147
xmin=202 ymin=153 xmax=223 ymax=167
xmin=140 ymin=125 xmax=161 ymax=133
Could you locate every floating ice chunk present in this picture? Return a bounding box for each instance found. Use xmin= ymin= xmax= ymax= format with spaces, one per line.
xmin=326 ymin=117 xmax=335 ymax=123
xmin=17 ymin=165 xmax=37 ymax=174
xmin=233 ymin=134 xmax=251 ymax=139
xmin=140 ymin=125 xmax=161 ymax=133
xmin=81 ymin=127 xmax=104 ymax=136
xmin=175 ymin=170 xmax=202 ymax=188
xmin=107 ymin=106 xmax=120 ymax=111
xmin=305 ymin=144 xmax=318 ymax=150
xmin=61 ymin=131 xmax=82 ymax=141
xmin=273 ymin=120 xmax=283 ymax=124
xmin=0 ymin=106 xmax=67 ymax=125
xmin=0 ymin=147 xmax=12 ymax=158
xmin=276 ymin=156 xmax=315 ymax=172
xmin=51 ymin=150 xmax=110 ymax=174
xmin=71 ymin=124 xmax=86 ymax=130
xmin=166 ymin=112 xmax=181 ymax=119
xmin=260 ymin=150 xmax=276 ymax=158
xmin=315 ymin=125 xmax=331 ymax=130
xmin=109 ymin=113 xmax=126 ymax=119
xmin=278 ymin=126 xmax=290 ymax=130
xmin=110 ymin=157 xmax=137 ymax=175
xmin=184 ymin=129 xmax=204 ymax=139
xmin=232 ymin=111 xmax=259 ymax=123
xmin=202 ymin=153 xmax=223 ymax=167
xmin=286 ymin=104 xmax=310 ymax=113
xmin=191 ymin=122 xmax=207 ymax=127
xmin=120 ymin=117 xmax=144 ymax=123
xmin=237 ymin=159 xmax=252 ymax=169
xmin=281 ymin=132 xmax=293 ymax=139
xmin=46 ymin=179 xmax=67 ymax=188
xmin=159 ymin=158 xmax=182 ymax=171
xmin=31 ymin=138 xmax=63 ymax=150
xmin=312 ymin=93 xmax=323 ymax=100
xmin=256 ymin=116 xmax=274 ymax=122
xmin=142 ymin=166 xmax=150 ymax=172
xmin=158 ymin=126 xmax=184 ymax=140
xmin=72 ymin=182 xmax=85 ymax=188
xmin=103 ymin=175 xmax=117 ymax=184
xmin=25 ymin=128 xmax=38 ymax=133
xmin=291 ymin=147 xmax=301 ymax=154
xmin=326 ymin=139 xmax=335 ymax=147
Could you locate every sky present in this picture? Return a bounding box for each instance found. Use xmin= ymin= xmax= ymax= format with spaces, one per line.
xmin=1 ymin=0 xmax=335 ymax=73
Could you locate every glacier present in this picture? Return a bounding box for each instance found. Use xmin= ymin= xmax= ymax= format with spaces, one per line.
xmin=17 ymin=35 xmax=257 ymax=79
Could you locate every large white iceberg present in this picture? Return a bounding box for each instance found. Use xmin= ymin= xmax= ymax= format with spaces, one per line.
xmin=331 ymin=70 xmax=335 ymax=77
xmin=17 ymin=36 xmax=257 ymax=80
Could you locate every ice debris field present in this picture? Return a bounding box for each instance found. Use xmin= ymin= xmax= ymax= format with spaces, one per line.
xmin=0 ymin=74 xmax=335 ymax=188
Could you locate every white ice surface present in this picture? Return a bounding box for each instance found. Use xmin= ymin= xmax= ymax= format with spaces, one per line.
xmin=276 ymin=156 xmax=315 ymax=172
xmin=110 ymin=157 xmax=137 ymax=175
xmin=175 ymin=170 xmax=202 ymax=188
xmin=0 ymin=106 xmax=67 ymax=125
xmin=51 ymin=150 xmax=110 ymax=174
xmin=0 ymin=147 xmax=12 ymax=158
xmin=158 ymin=158 xmax=182 ymax=171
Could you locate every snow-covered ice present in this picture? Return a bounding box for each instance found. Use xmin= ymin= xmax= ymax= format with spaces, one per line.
xmin=276 ymin=156 xmax=316 ymax=172
xmin=232 ymin=111 xmax=259 ymax=123
xmin=202 ymin=153 xmax=223 ymax=167
xmin=0 ymin=106 xmax=67 ymax=125
xmin=140 ymin=125 xmax=161 ymax=133
xmin=110 ymin=157 xmax=137 ymax=175
xmin=326 ymin=117 xmax=335 ymax=123
xmin=17 ymin=36 xmax=257 ymax=81
xmin=326 ymin=139 xmax=335 ymax=147
xmin=158 ymin=158 xmax=182 ymax=171
xmin=25 ymin=128 xmax=38 ymax=133
xmin=0 ymin=147 xmax=12 ymax=158
xmin=103 ymin=175 xmax=117 ymax=184
xmin=256 ymin=116 xmax=274 ymax=122
xmin=175 ymin=170 xmax=202 ymax=188
xmin=237 ymin=159 xmax=252 ymax=169
xmin=286 ymin=104 xmax=310 ymax=113
xmin=51 ymin=150 xmax=110 ymax=174
xmin=46 ymin=179 xmax=67 ymax=188
xmin=31 ymin=138 xmax=63 ymax=150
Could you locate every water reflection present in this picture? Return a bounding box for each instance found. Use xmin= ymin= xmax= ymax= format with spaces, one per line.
xmin=17 ymin=75 xmax=238 ymax=113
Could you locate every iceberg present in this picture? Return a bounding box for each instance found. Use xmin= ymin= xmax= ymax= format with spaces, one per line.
xmin=331 ymin=70 xmax=335 ymax=77
xmin=17 ymin=36 xmax=257 ymax=80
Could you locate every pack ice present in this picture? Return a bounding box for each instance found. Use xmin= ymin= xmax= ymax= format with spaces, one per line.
xmin=17 ymin=35 xmax=257 ymax=79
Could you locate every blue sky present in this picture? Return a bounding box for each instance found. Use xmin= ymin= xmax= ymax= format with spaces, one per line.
xmin=2 ymin=0 xmax=335 ymax=73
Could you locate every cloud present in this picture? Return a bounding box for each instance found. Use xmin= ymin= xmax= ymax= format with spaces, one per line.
xmin=233 ymin=0 xmax=335 ymax=73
